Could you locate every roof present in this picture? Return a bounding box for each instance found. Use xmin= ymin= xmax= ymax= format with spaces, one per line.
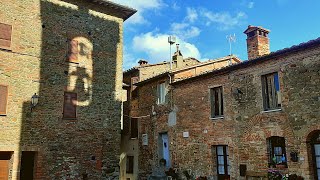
xmin=172 ymin=37 xmax=320 ymax=85
xmin=134 ymin=55 xmax=241 ymax=86
xmin=123 ymin=57 xmax=200 ymax=75
xmin=91 ymin=0 xmax=137 ymax=20
xmin=171 ymin=55 xmax=240 ymax=74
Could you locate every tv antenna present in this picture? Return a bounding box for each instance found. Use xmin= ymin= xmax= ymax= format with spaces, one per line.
xmin=226 ymin=34 xmax=236 ymax=55
xmin=168 ymin=36 xmax=176 ymax=70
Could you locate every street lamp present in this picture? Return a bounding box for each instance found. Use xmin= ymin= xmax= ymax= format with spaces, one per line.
xmin=31 ymin=93 xmax=39 ymax=112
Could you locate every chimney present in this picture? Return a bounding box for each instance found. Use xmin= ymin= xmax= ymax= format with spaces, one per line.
xmin=172 ymin=44 xmax=183 ymax=68
xmin=244 ymin=25 xmax=270 ymax=60
xmin=138 ymin=59 xmax=148 ymax=66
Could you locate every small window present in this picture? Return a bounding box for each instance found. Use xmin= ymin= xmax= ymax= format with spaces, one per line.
xmin=67 ymin=39 xmax=79 ymax=63
xmin=262 ymin=72 xmax=281 ymax=110
xmin=0 ymin=85 xmax=8 ymax=115
xmin=63 ymin=92 xmax=77 ymax=119
xmin=212 ymin=145 xmax=230 ymax=179
xmin=267 ymin=136 xmax=287 ymax=167
xmin=0 ymin=23 xmax=12 ymax=50
xmin=210 ymin=86 xmax=223 ymax=118
xmin=130 ymin=118 xmax=138 ymax=138
xmin=157 ymin=82 xmax=167 ymax=104
xmin=126 ymin=156 xmax=134 ymax=174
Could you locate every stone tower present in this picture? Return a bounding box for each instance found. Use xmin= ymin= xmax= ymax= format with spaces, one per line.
xmin=244 ymin=25 xmax=270 ymax=60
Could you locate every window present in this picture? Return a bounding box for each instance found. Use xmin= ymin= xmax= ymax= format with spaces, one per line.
xmin=67 ymin=39 xmax=79 ymax=63
xmin=130 ymin=118 xmax=138 ymax=138
xmin=213 ymin=145 xmax=230 ymax=179
xmin=262 ymin=72 xmax=281 ymax=110
xmin=126 ymin=156 xmax=134 ymax=174
xmin=0 ymin=85 xmax=8 ymax=115
xmin=0 ymin=23 xmax=12 ymax=50
xmin=157 ymin=82 xmax=167 ymax=104
xmin=210 ymin=86 xmax=223 ymax=118
xmin=267 ymin=136 xmax=287 ymax=167
xmin=63 ymin=92 xmax=77 ymax=119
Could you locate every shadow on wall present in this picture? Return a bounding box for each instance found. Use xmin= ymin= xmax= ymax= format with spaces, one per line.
xmin=19 ymin=0 xmax=122 ymax=179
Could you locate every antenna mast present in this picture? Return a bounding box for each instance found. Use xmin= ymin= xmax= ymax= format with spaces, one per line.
xmin=168 ymin=36 xmax=176 ymax=70
xmin=226 ymin=34 xmax=236 ymax=55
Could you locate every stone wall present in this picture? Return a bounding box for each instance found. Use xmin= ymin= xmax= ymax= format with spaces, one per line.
xmin=0 ymin=0 xmax=125 ymax=179
xmin=134 ymin=44 xmax=320 ymax=179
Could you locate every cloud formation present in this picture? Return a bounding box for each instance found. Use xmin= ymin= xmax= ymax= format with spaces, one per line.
xmin=186 ymin=7 xmax=198 ymax=23
xmin=248 ymin=2 xmax=254 ymax=8
xmin=170 ymin=23 xmax=201 ymax=39
xmin=201 ymin=10 xmax=247 ymax=30
xmin=132 ymin=32 xmax=201 ymax=63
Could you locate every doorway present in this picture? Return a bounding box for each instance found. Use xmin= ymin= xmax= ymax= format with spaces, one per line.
xmin=307 ymin=130 xmax=320 ymax=180
xmin=20 ymin=151 xmax=36 ymax=180
xmin=159 ymin=132 xmax=170 ymax=167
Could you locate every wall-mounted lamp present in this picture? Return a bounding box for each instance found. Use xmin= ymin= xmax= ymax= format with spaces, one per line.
xmin=31 ymin=93 xmax=40 ymax=112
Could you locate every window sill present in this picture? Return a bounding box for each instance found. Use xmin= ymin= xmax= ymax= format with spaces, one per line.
xmin=262 ymin=108 xmax=282 ymax=113
xmin=210 ymin=116 xmax=224 ymax=120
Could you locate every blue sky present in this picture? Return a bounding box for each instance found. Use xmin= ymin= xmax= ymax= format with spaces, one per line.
xmin=113 ymin=0 xmax=320 ymax=70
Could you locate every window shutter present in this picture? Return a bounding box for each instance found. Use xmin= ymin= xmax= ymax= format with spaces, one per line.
xmin=130 ymin=118 xmax=138 ymax=138
xmin=0 ymin=23 xmax=12 ymax=49
xmin=63 ymin=92 xmax=77 ymax=119
xmin=0 ymin=85 xmax=8 ymax=115
xmin=67 ymin=40 xmax=79 ymax=63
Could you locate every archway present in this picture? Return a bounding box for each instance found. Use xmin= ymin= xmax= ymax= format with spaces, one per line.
xmin=307 ymin=130 xmax=320 ymax=180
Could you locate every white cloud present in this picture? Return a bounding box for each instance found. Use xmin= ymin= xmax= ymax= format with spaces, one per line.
xmin=186 ymin=7 xmax=198 ymax=23
xmin=248 ymin=2 xmax=254 ymax=8
xmin=132 ymin=32 xmax=201 ymax=63
xmin=170 ymin=23 xmax=201 ymax=39
xmin=201 ymin=10 xmax=247 ymax=30
xmin=112 ymin=0 xmax=164 ymax=24
xmin=172 ymin=2 xmax=180 ymax=11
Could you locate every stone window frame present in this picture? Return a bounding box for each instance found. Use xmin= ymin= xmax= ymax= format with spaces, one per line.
xmin=209 ymin=86 xmax=224 ymax=119
xmin=0 ymin=84 xmax=9 ymax=116
xmin=261 ymin=71 xmax=282 ymax=111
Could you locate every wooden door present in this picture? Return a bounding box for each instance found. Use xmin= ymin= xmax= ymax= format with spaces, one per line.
xmin=0 ymin=160 xmax=9 ymax=180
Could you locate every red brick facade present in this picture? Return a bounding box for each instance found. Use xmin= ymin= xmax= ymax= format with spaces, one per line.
xmin=124 ymin=27 xmax=320 ymax=179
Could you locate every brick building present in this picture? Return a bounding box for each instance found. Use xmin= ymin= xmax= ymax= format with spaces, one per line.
xmin=122 ymin=45 xmax=241 ymax=179
xmin=124 ymin=26 xmax=320 ymax=179
xmin=0 ymin=0 xmax=135 ymax=179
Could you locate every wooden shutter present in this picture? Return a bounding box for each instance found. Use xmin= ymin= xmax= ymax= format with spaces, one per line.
xmin=0 ymin=160 xmax=9 ymax=179
xmin=63 ymin=92 xmax=77 ymax=119
xmin=67 ymin=40 xmax=79 ymax=63
xmin=0 ymin=23 xmax=12 ymax=49
xmin=0 ymin=85 xmax=8 ymax=115
xmin=126 ymin=156 xmax=134 ymax=173
xmin=130 ymin=118 xmax=138 ymax=138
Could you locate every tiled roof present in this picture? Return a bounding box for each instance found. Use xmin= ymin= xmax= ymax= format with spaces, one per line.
xmin=134 ymin=55 xmax=240 ymax=86
xmin=172 ymin=37 xmax=320 ymax=85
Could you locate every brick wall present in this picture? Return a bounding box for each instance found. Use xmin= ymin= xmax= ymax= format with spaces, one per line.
xmin=134 ymin=44 xmax=320 ymax=179
xmin=0 ymin=0 xmax=126 ymax=179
